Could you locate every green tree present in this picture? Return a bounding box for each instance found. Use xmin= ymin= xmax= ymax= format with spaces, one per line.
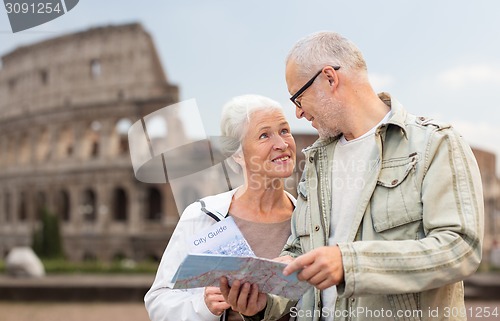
xmin=32 ymin=208 xmax=64 ymax=259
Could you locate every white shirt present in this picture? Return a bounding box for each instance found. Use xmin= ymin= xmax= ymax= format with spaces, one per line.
xmin=322 ymin=111 xmax=391 ymax=321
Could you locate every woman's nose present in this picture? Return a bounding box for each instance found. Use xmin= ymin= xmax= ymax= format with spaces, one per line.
xmin=273 ymin=135 xmax=288 ymax=150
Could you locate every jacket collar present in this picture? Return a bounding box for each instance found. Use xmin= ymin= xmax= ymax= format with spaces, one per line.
xmin=379 ymin=92 xmax=408 ymax=138
xmin=303 ymin=92 xmax=408 ymax=153
xmin=201 ymin=189 xmax=238 ymax=218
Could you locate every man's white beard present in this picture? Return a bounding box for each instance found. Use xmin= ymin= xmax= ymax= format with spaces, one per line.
xmin=316 ymin=91 xmax=343 ymax=139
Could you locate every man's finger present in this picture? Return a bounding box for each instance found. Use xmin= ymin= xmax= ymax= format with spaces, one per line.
xmin=283 ymin=252 xmax=315 ymax=276
xmin=303 ymin=268 xmax=328 ymax=286
xmin=298 ymin=263 xmax=324 ymax=282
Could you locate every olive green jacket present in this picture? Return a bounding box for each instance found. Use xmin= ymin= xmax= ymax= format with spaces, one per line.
xmin=248 ymin=93 xmax=484 ymax=321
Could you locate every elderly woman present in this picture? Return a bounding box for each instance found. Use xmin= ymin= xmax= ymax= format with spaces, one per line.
xmin=145 ymin=94 xmax=297 ymax=321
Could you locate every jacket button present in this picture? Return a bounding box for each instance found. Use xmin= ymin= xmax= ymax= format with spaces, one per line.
xmin=314 ymin=225 xmax=320 ymax=231
xmin=309 ymin=156 xmax=314 ymax=163
xmin=391 ymin=179 xmax=398 ymax=185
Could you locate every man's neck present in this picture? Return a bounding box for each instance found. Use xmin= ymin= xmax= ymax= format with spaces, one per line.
xmin=342 ymin=90 xmax=390 ymax=141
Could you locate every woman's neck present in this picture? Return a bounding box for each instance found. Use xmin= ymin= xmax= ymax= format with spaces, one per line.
xmin=230 ymin=181 xmax=293 ymax=223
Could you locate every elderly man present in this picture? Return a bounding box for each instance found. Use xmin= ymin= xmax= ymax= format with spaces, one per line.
xmin=221 ymin=31 xmax=484 ymax=321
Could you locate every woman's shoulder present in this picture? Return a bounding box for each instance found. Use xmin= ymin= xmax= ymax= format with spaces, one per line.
xmin=181 ymin=188 xmax=237 ymax=220
xmin=199 ymin=189 xmax=236 ymax=205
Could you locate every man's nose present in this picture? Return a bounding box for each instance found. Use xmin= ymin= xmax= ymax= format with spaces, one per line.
xmin=295 ymin=105 xmax=304 ymax=119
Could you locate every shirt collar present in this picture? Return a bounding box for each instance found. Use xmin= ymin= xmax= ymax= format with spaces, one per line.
xmin=202 ymin=187 xmax=297 ymax=216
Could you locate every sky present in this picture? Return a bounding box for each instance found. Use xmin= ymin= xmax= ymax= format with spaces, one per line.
xmin=1 ymin=0 xmax=500 ymax=173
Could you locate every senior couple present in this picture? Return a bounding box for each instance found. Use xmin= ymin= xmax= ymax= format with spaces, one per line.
xmin=144 ymin=31 xmax=484 ymax=321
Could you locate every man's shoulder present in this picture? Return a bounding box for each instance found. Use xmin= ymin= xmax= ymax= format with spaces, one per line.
xmin=412 ymin=115 xmax=452 ymax=130
xmin=402 ymin=113 xmax=455 ymax=137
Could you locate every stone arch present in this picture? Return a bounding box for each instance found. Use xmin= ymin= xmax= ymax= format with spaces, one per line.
xmin=90 ymin=59 xmax=101 ymax=78
xmin=83 ymin=251 xmax=97 ymax=261
xmin=36 ymin=127 xmax=50 ymax=162
xmin=57 ymin=126 xmax=74 ymax=159
xmin=18 ymin=191 xmax=27 ymax=221
xmin=146 ymin=186 xmax=162 ymax=221
xmin=40 ymin=69 xmax=49 ymax=85
xmin=6 ymin=136 xmax=15 ymax=166
xmin=18 ymin=133 xmax=30 ymax=164
xmin=81 ymin=189 xmax=97 ymax=222
xmin=0 ymin=137 xmax=5 ymax=167
xmin=110 ymin=118 xmax=132 ymax=156
xmin=35 ymin=191 xmax=47 ymax=221
xmin=112 ymin=187 xmax=128 ymax=222
xmin=4 ymin=191 xmax=11 ymax=222
xmin=82 ymin=121 xmax=101 ymax=159
xmin=2 ymin=191 xmax=11 ymax=222
xmin=56 ymin=190 xmax=70 ymax=222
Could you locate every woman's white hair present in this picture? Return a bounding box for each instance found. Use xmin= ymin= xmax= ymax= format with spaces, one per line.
xmin=220 ymin=94 xmax=283 ymax=173
xmin=286 ymin=31 xmax=367 ymax=78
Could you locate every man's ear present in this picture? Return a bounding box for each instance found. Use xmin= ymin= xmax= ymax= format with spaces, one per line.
xmin=324 ymin=66 xmax=339 ymax=89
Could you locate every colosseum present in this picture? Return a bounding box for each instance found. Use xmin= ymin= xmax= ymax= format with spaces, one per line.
xmin=0 ymin=23 xmax=499 ymax=266
xmin=0 ymin=23 xmax=185 ymax=262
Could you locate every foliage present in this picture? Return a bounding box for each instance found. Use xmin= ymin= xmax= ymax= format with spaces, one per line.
xmin=40 ymin=258 xmax=158 ymax=274
xmin=32 ymin=207 xmax=64 ymax=259
xmin=0 ymin=258 xmax=158 ymax=275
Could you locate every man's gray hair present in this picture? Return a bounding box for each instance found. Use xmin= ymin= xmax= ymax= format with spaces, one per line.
xmin=220 ymin=94 xmax=283 ymax=173
xmin=286 ymin=31 xmax=367 ymax=77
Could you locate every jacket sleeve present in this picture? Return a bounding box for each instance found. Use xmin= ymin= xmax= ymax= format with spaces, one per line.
xmin=241 ymin=294 xmax=297 ymax=321
xmin=337 ymin=126 xmax=484 ymax=297
xmin=281 ymin=228 xmax=304 ymax=258
xmin=144 ymin=202 xmax=221 ymax=321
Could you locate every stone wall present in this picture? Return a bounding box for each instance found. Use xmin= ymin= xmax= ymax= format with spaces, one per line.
xmin=0 ymin=23 xmax=180 ymax=262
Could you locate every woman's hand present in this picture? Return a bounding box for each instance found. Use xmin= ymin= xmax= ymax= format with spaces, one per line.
xmin=220 ymin=277 xmax=267 ymax=316
xmin=204 ymin=286 xmax=231 ymax=316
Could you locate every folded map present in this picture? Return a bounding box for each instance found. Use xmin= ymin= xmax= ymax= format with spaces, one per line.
xmin=172 ymin=253 xmax=311 ymax=300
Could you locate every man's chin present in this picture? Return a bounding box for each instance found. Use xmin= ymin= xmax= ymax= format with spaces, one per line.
xmin=317 ymin=126 xmax=340 ymax=139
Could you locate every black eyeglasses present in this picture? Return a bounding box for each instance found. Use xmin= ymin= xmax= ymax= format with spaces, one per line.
xmin=289 ymin=65 xmax=340 ymax=108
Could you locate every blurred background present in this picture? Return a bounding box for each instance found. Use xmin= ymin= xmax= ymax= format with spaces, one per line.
xmin=0 ymin=1 xmax=499 ymax=320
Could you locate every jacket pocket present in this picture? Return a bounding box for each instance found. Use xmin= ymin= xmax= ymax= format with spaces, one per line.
xmin=370 ymin=154 xmax=423 ymax=238
xmin=387 ymin=293 xmax=422 ymax=321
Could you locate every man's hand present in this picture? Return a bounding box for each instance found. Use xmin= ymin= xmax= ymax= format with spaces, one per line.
xmin=273 ymin=255 xmax=294 ymax=264
xmin=219 ymin=277 xmax=267 ymax=316
xmin=283 ymin=246 xmax=344 ymax=290
xmin=204 ymin=286 xmax=231 ymax=316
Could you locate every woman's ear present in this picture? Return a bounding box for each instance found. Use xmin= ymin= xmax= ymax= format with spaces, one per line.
xmin=232 ymin=152 xmax=245 ymax=167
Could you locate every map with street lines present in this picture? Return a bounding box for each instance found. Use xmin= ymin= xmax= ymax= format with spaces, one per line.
xmin=172 ymin=253 xmax=311 ymax=300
